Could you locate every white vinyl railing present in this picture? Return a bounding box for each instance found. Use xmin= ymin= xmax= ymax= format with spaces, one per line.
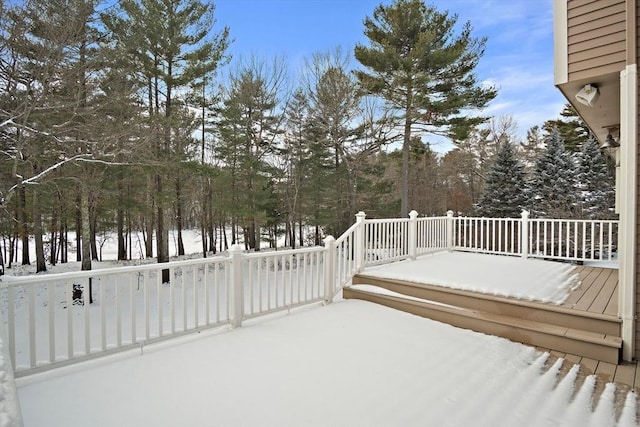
xmin=0 ymin=210 xmax=619 ymax=378
xmin=453 ymin=216 xmax=523 ymax=255
xmin=1 ymin=245 xmax=334 ymax=377
xmin=363 ymin=212 xmax=451 ymax=265
xmin=528 ymin=218 xmax=618 ymax=262
xmin=241 ymin=247 xmax=327 ymax=320
xmin=452 ymin=211 xmax=619 ymax=263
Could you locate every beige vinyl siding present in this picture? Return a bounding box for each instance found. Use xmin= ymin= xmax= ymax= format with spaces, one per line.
xmin=568 ymin=0 xmax=626 ymax=80
xmin=633 ymin=0 xmax=639 ymax=360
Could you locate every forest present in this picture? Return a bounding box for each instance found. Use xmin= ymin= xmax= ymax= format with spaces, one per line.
xmin=0 ymin=0 xmax=615 ymax=274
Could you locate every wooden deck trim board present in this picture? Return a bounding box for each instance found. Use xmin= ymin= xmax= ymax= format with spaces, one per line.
xmin=573 ymin=268 xmax=612 ymax=311
xmin=604 ymin=274 xmax=619 ymax=316
xmin=536 ymin=348 xmax=639 ymax=419
xmin=588 ymin=269 xmax=619 ymax=314
xmin=634 ymin=363 xmax=640 ymax=389
xmin=561 ymin=266 xmax=599 ymax=306
xmin=344 ymin=287 xmax=621 ymax=364
xmin=613 ymin=363 xmax=636 ymax=387
xmin=352 ymin=274 xmax=617 ymax=321
xmin=352 ymin=274 xmax=621 ymax=335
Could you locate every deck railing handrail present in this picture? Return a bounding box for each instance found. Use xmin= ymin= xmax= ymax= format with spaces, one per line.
xmin=0 ymin=209 xmax=619 ymax=380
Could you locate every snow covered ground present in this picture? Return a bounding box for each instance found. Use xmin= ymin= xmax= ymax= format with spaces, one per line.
xmin=15 ymin=299 xmax=638 ymax=427
xmin=363 ymin=251 xmax=580 ymax=304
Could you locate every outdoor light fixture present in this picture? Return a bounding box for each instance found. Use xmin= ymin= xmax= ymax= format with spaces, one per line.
xmin=575 ymin=84 xmax=599 ymax=107
xmin=600 ymin=126 xmax=620 ymax=159
xmin=601 ymin=132 xmax=620 ymax=149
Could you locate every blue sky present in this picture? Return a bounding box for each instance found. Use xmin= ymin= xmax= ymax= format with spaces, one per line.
xmin=213 ymin=0 xmax=566 ymax=151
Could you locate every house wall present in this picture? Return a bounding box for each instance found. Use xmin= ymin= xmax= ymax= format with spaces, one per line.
xmin=568 ymin=0 xmax=627 ymax=80
xmin=635 ymin=0 xmax=640 ymax=360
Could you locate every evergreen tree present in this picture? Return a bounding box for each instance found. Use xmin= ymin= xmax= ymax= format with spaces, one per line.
xmin=440 ymin=149 xmax=475 ymax=215
xmin=542 ymin=103 xmax=590 ymax=152
xmin=575 ymin=137 xmax=616 ymax=219
xmin=528 ymin=129 xmax=577 ymax=218
xmin=475 ymin=141 xmax=527 ymax=217
xmin=308 ymin=60 xmax=361 ymax=235
xmin=520 ymin=125 xmax=545 ymax=173
xmin=216 ymin=60 xmax=285 ymax=250
xmin=354 ymin=0 xmax=496 ymax=216
xmin=103 ymin=0 xmax=229 ymax=267
xmin=405 ymin=139 xmax=445 ymax=216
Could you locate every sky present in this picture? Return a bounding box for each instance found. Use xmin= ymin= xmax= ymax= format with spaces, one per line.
xmin=213 ymin=0 xmax=567 ymax=153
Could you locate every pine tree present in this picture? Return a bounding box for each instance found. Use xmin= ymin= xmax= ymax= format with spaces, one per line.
xmin=575 ymin=137 xmax=616 ymax=219
xmin=542 ymin=103 xmax=591 ymax=152
xmin=307 ymin=59 xmax=361 ymax=236
xmin=216 ymin=60 xmax=285 ymax=250
xmin=476 ymin=141 xmax=528 ymax=218
xmin=528 ymin=129 xmax=577 ymax=218
xmin=103 ymin=0 xmax=229 ymax=268
xmin=354 ymin=0 xmax=496 ymax=216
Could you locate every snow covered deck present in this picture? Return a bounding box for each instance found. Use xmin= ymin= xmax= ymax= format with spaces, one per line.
xmin=15 ymin=299 xmax=640 ymax=427
xmin=346 ymin=252 xmax=624 ymax=371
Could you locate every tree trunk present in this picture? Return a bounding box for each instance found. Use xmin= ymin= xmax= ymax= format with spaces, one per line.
xmin=156 ymin=175 xmax=169 ymax=282
xmin=33 ymin=191 xmax=46 ymax=273
xmin=18 ymin=184 xmax=30 ymax=265
xmin=222 ymin=220 xmax=228 ymax=252
xmin=75 ymin=193 xmax=82 ymax=262
xmin=254 ymin=218 xmax=260 ymax=251
xmin=0 ymin=239 xmax=4 ymax=275
xmin=401 ymin=115 xmax=411 ymax=217
xmin=61 ymin=219 xmax=68 ymax=264
xmin=117 ymin=176 xmax=126 ymax=260
xmin=8 ymin=233 xmax=16 ymax=268
xmin=80 ymin=186 xmax=93 ymax=304
xmin=90 ymin=201 xmax=98 ymax=261
xmin=49 ymin=200 xmax=58 ymax=265
xmin=145 ymin=178 xmax=154 ymax=258
xmin=200 ymin=220 xmax=207 ymax=258
xmin=175 ymin=175 xmax=185 ymax=256
xmin=299 ymin=219 xmax=304 ymax=248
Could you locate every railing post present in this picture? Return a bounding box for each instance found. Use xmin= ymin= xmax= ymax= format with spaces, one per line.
xmin=408 ymin=210 xmax=418 ymax=260
xmin=355 ymin=211 xmax=366 ymax=272
xmin=323 ymin=235 xmax=336 ymax=304
xmin=520 ymin=210 xmax=529 ymax=259
xmin=446 ymin=210 xmax=454 ymax=251
xmin=229 ymin=244 xmax=244 ymax=328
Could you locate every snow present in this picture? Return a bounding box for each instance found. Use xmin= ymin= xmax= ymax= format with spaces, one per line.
xmin=362 ymin=251 xmax=579 ymax=304
xmin=14 ymin=299 xmax=638 ymax=427
xmin=2 ymin=234 xmax=633 ymax=425
xmin=0 ymin=332 xmax=22 ymax=427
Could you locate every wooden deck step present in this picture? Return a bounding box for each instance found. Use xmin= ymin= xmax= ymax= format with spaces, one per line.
xmin=344 ymin=285 xmax=622 ymax=364
xmin=352 ymin=274 xmax=621 ymax=336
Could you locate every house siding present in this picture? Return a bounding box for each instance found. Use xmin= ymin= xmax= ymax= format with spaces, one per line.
xmin=635 ymin=1 xmax=640 ymax=360
xmin=568 ymin=0 xmax=626 ymax=81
